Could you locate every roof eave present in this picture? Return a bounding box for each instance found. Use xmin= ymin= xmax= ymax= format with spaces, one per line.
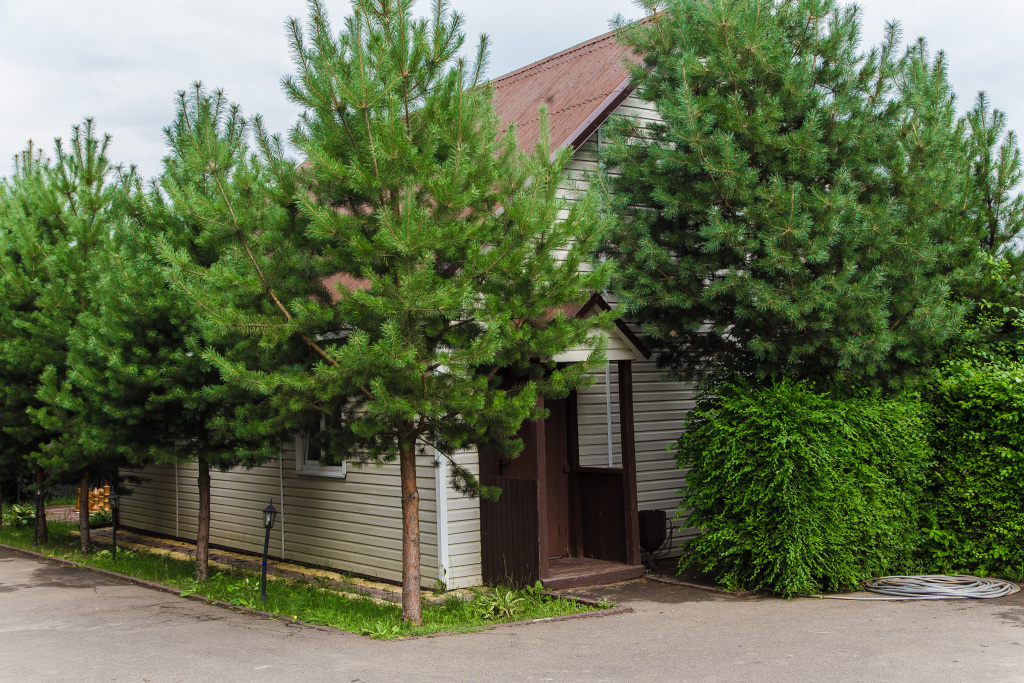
xmin=574 ymin=292 xmax=652 ymax=360
xmin=550 ymin=76 xmax=636 ymax=161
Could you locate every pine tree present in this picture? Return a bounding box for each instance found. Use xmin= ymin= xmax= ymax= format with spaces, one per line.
xmin=66 ymin=98 xmax=292 ymax=582
xmin=161 ymin=0 xmax=611 ymax=624
xmin=948 ymin=94 xmax=1024 ymax=365
xmin=602 ymin=0 xmax=981 ymax=392
xmin=0 ymin=124 xmax=128 ymax=549
xmin=0 ymin=143 xmax=52 ymax=542
xmin=966 ymin=93 xmax=1024 ymax=262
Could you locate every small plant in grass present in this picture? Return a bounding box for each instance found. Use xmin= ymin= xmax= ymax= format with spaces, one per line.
xmin=3 ymin=504 xmax=36 ymax=527
xmin=217 ymin=574 xmax=261 ymax=609
xmin=474 ymin=589 xmax=526 ymax=621
xmin=360 ymin=622 xmax=404 ymax=640
xmin=89 ymin=509 xmax=112 ymax=526
xmin=524 ymin=580 xmax=550 ymax=604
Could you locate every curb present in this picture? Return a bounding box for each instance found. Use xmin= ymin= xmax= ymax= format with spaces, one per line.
xmin=394 ymin=604 xmax=635 ymax=641
xmin=645 ymin=573 xmax=756 ymax=596
xmin=0 ymin=543 xmax=632 ymax=638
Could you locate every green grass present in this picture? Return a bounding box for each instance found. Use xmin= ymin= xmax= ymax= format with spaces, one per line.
xmin=44 ymin=494 xmax=79 ymax=506
xmin=0 ymin=521 xmax=606 ymax=638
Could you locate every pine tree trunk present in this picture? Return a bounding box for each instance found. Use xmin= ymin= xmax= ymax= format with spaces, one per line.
xmin=196 ymin=457 xmax=211 ymax=582
xmin=34 ymin=465 xmax=47 ymax=545
xmin=399 ymin=441 xmax=422 ymax=625
xmin=78 ymin=471 xmax=92 ymax=554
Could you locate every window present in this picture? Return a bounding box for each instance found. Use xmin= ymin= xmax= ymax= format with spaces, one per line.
xmin=295 ymin=415 xmax=347 ymax=478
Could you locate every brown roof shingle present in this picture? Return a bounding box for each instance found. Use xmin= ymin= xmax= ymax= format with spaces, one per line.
xmin=490 ymin=27 xmax=636 ymax=157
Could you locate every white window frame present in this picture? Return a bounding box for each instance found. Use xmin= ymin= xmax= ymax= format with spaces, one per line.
xmin=295 ymin=417 xmax=347 ymax=479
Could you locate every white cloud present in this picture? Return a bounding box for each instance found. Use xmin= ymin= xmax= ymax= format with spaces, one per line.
xmin=1 ymin=0 xmax=1020 ymax=180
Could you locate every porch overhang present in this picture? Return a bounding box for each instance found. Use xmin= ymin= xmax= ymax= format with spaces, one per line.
xmin=552 ymin=292 xmax=651 ymax=363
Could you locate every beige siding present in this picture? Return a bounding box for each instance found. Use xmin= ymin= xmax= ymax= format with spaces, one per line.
xmin=120 ymin=463 xmax=179 ymax=538
xmin=632 ymin=360 xmax=700 ymax=550
xmin=120 ymin=443 xmax=447 ymax=589
xmin=556 ymin=94 xmax=661 ymax=204
xmin=577 ymin=365 xmax=623 ymax=469
xmin=443 ymin=450 xmax=482 ymax=589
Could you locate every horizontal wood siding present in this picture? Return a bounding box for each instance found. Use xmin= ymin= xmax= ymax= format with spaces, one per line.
xmin=576 ymin=366 xmax=623 ymax=469
xmin=444 ymin=449 xmax=482 ymax=589
xmin=119 ymin=463 xmax=179 ymax=538
xmin=556 ymin=94 xmax=662 ymax=209
xmin=120 ymin=441 xmax=445 ymax=589
xmin=631 ymin=360 xmax=700 ymax=551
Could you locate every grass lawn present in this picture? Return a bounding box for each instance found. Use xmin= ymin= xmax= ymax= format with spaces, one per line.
xmin=0 ymin=520 xmax=608 ymax=638
xmin=45 ymin=494 xmax=80 ymax=506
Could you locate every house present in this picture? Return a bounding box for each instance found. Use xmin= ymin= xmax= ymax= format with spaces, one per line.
xmin=118 ymin=27 xmax=699 ymax=590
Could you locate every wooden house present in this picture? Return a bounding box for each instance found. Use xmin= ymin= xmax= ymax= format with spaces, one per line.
xmin=118 ymin=27 xmax=699 ymax=590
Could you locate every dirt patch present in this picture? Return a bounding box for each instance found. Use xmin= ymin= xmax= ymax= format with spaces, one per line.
xmin=45 ymin=505 xmax=79 ymax=523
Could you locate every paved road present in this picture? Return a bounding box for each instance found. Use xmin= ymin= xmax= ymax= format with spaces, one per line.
xmin=2 ymin=548 xmax=1023 ymax=682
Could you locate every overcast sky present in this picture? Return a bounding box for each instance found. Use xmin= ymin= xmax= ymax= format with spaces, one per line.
xmin=1 ymin=0 xmax=1021 ymax=180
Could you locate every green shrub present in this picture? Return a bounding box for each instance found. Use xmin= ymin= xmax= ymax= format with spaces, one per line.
xmin=3 ymin=503 xmax=36 ymax=528
xmin=674 ymin=381 xmax=931 ymax=597
xmin=923 ymin=361 xmax=1024 ymax=577
xmin=89 ymin=509 xmax=112 ymax=526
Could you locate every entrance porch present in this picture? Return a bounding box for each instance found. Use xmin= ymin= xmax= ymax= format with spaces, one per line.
xmin=478 ymin=354 xmax=648 ymax=589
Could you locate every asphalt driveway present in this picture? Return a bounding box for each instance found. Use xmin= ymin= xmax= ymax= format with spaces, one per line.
xmin=1 ymin=548 xmax=1022 ymax=682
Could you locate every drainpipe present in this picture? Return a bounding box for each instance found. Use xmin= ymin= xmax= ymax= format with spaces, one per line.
xmin=279 ymin=455 xmax=286 ymax=558
xmin=434 ymin=450 xmax=452 ymax=589
xmin=174 ymin=462 xmax=179 ymax=538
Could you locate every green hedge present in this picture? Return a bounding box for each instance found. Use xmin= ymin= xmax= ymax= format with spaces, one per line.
xmin=674 ymin=381 xmax=931 ymax=597
xmin=923 ymin=361 xmax=1024 ymax=577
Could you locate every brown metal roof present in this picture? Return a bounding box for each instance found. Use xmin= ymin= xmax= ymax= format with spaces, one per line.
xmin=490 ymin=27 xmax=636 ymax=157
xmin=322 ymin=272 xmax=370 ymax=304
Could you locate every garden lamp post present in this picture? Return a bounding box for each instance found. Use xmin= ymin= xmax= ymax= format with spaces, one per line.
xmin=108 ymin=489 xmax=120 ymax=562
xmin=32 ymin=486 xmax=41 ymax=546
xmin=261 ymin=501 xmax=277 ymax=603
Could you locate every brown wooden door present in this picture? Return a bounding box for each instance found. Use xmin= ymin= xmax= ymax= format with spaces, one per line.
xmin=545 ymin=398 xmax=571 ymax=559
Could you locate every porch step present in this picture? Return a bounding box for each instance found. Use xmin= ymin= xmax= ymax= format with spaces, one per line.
xmin=541 ymin=557 xmax=645 ymax=590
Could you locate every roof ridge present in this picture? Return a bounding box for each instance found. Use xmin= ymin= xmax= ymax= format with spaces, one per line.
xmin=488 ymin=26 xmax=621 ymax=86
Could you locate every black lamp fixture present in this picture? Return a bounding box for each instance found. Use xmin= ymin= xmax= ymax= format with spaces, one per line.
xmin=263 ymin=501 xmax=277 ymax=531
xmin=108 ymin=489 xmax=121 ymax=562
xmin=260 ymin=500 xmax=277 ymax=603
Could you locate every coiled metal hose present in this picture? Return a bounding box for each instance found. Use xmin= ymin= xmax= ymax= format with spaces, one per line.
xmin=821 ymin=575 xmax=1020 ymax=600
